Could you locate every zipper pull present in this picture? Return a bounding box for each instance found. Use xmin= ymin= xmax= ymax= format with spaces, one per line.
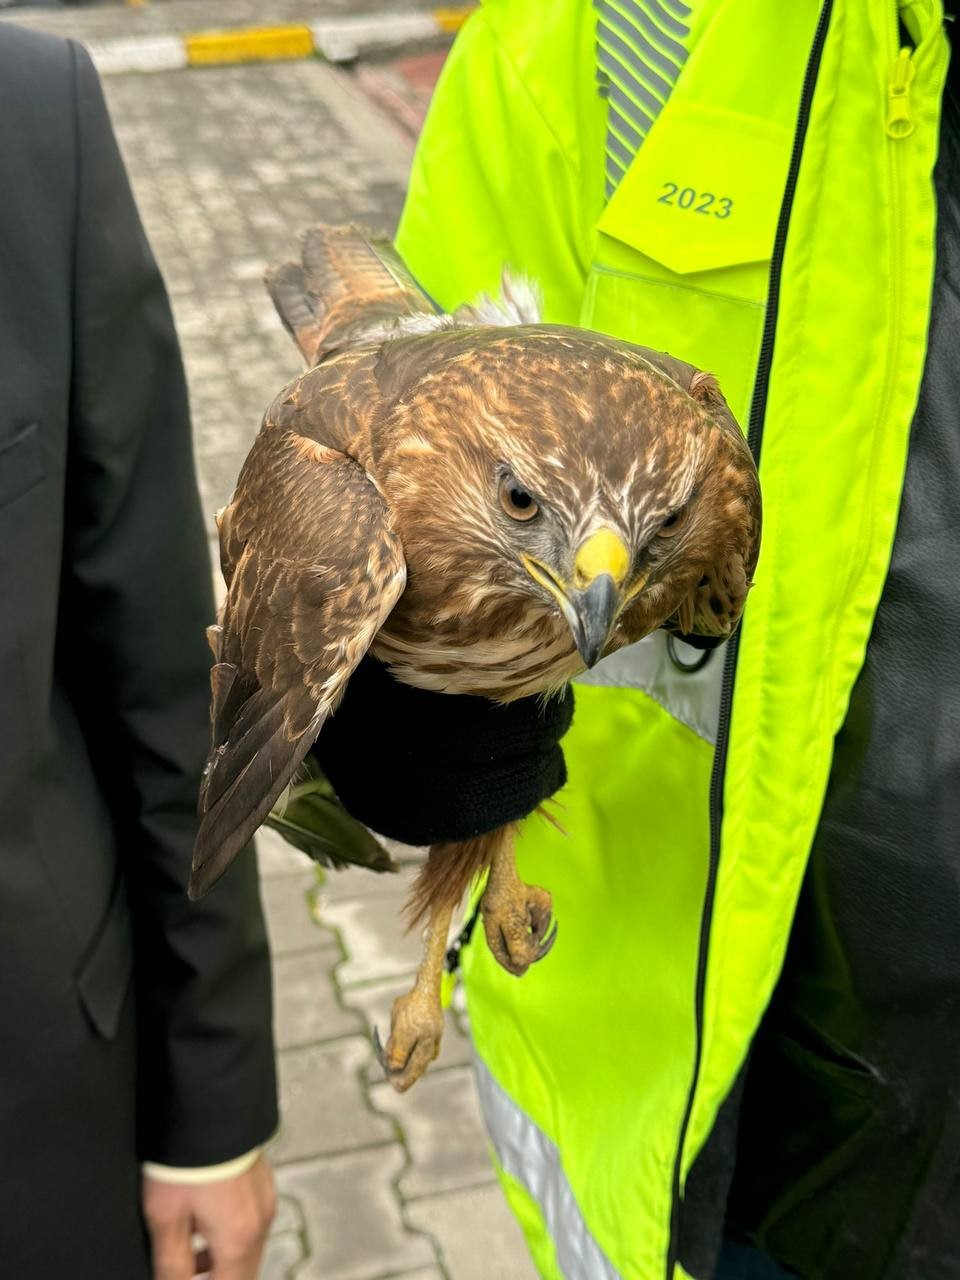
xmin=887 ymin=47 xmax=915 ymax=139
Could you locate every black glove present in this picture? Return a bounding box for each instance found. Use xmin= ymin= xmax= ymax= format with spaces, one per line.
xmin=309 ymin=658 xmax=574 ymax=847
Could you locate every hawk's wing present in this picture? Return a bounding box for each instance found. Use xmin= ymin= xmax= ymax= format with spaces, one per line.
xmin=638 ymin=353 xmax=759 ymax=640
xmin=265 ymin=223 xmax=440 ymax=366
xmin=190 ymin=428 xmax=406 ymax=898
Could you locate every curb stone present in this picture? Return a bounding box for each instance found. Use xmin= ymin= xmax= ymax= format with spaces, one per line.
xmin=81 ymin=8 xmax=472 ymax=73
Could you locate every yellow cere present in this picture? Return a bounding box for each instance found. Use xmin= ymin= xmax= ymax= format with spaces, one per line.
xmin=574 ymin=529 xmax=630 ymax=589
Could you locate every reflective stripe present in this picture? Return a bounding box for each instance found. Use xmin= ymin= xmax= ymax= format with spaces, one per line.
xmin=606 ymin=103 xmax=644 ymax=150
xmin=474 ymin=1056 xmax=620 ymax=1280
xmin=576 ymin=632 xmax=726 ymax=745
xmin=598 ymin=36 xmax=667 ymax=117
xmin=605 ymin=0 xmax=688 ymax=67
xmin=606 ymin=128 xmax=637 ymax=171
xmin=600 ymin=4 xmax=679 ymax=89
xmin=594 ymin=0 xmax=692 ymax=197
xmin=635 ymin=0 xmax=691 ymax=39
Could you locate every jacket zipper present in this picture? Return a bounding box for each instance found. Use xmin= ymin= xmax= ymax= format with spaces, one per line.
xmin=826 ymin=11 xmax=920 ymax=733
xmin=874 ymin=17 xmax=915 ymax=547
xmin=822 ymin=18 xmax=917 ymax=718
xmin=664 ymin=3 xmax=835 ymax=1275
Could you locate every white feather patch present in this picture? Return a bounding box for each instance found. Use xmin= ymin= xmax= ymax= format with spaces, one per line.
xmin=354 ymin=311 xmax=462 ymax=346
xmin=455 ymin=271 xmax=543 ymax=327
xmin=354 ymin=270 xmax=543 ymax=347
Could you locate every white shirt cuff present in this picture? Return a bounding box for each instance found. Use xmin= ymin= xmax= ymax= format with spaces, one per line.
xmin=141 ymin=1145 xmax=262 ymax=1186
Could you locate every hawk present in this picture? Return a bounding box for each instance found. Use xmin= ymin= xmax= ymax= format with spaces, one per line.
xmin=191 ymin=225 xmax=761 ymax=1091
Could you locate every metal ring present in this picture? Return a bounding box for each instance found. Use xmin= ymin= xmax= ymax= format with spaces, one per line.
xmin=666 ymin=633 xmax=714 ymax=674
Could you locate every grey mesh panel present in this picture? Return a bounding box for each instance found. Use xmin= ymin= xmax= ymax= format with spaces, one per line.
xmin=575 ymin=631 xmax=726 ymax=745
xmin=594 ymin=0 xmax=694 ymax=198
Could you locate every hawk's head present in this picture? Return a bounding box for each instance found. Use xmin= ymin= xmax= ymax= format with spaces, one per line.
xmin=379 ymin=325 xmax=761 ymax=673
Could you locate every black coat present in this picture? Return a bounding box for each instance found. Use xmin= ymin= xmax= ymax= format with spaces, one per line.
xmin=0 ymin=25 xmax=277 ymax=1277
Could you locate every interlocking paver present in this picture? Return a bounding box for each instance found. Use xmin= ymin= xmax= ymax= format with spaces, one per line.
xmin=1 ymin=0 xmax=442 ymax=44
xmin=262 ymin=1230 xmax=308 ymax=1280
xmin=258 ymin=826 xmax=316 ymax=879
xmin=388 ymin=1271 xmax=446 ymax=1280
xmin=274 ymin=1194 xmax=305 ymax=1235
xmin=312 ymin=849 xmax=422 ymax=902
xmin=263 ymin=1195 xmax=309 ymax=1278
xmin=276 ymin=1146 xmax=436 ymax=1280
xmin=102 ymin=59 xmax=411 ymax=532
xmin=271 ymin=1037 xmax=393 ymax=1164
xmin=261 ymin=872 xmax=333 ymax=956
xmin=407 ymin=1185 xmax=540 ymax=1280
xmin=370 ymin=1065 xmax=496 ymax=1201
xmin=320 ymin=886 xmax=426 ymax=987
xmin=273 ymin=947 xmax=363 ymax=1050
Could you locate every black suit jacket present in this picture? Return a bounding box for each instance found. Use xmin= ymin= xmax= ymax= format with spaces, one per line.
xmin=0 ymin=25 xmax=277 ymax=1269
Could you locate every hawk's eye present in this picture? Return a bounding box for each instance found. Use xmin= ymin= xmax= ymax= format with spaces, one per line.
xmin=499 ymin=476 xmax=540 ymax=522
xmin=657 ymin=505 xmax=688 ymax=537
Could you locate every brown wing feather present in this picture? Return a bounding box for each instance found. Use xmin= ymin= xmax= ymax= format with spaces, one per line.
xmin=609 ymin=351 xmax=760 ymax=645
xmin=264 ymin=223 xmax=438 ymax=366
xmin=190 ymin=429 xmax=406 ymax=898
xmin=668 ymin=372 xmax=760 ymax=640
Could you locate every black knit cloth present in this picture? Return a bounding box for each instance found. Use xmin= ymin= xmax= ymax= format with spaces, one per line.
xmin=310 ymin=658 xmax=574 ymax=846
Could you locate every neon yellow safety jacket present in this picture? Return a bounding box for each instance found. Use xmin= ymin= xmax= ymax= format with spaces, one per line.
xmin=396 ymin=2 xmax=950 ymax=1277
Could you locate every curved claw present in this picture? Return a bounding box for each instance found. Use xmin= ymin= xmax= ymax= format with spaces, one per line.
xmin=535 ymin=917 xmax=559 ymax=961
xmin=486 ymin=909 xmax=558 ymax=977
xmin=373 ymin=1008 xmax=444 ymax=1092
xmin=373 ymin=1024 xmax=415 ymax=1077
xmin=481 ymin=877 xmax=558 ymax=978
xmin=372 ymin=1025 xmax=388 ymax=1071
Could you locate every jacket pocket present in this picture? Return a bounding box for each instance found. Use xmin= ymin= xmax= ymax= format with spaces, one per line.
xmin=0 ymin=421 xmax=45 ymax=510
xmin=730 ymin=1022 xmax=880 ymax=1230
xmin=75 ymin=872 xmax=134 ymax=1040
xmin=585 ymin=103 xmax=794 ymax=423
xmin=726 ymin=1023 xmax=889 ymax=1274
xmin=598 ymin=103 xmax=789 ymax=276
xmin=583 ymin=264 xmax=765 ymax=426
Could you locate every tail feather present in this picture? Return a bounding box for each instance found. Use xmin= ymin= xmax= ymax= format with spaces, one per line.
xmin=191 ymin=714 xmax=315 ymax=899
xmin=265 ymin=261 xmax=317 ymax=361
xmin=265 ymin=223 xmax=440 ymax=366
xmin=191 ymin=684 xmax=315 ymax=899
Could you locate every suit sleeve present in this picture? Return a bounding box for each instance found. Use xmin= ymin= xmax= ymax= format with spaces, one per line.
xmin=62 ymin=42 xmax=277 ymax=1165
xmin=395 ymin=9 xmax=588 ymax=320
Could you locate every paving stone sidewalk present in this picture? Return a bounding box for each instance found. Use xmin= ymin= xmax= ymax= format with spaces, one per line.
xmin=0 ymin=0 xmax=440 ymax=44
xmin=92 ymin=56 xmax=537 ymax=1280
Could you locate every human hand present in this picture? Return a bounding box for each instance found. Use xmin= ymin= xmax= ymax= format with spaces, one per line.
xmin=142 ymin=1153 xmax=276 ymax=1280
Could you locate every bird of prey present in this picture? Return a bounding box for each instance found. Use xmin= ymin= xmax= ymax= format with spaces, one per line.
xmin=191 ymin=224 xmax=761 ymax=1091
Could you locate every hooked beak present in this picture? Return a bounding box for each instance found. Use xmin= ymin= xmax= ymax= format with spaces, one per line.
xmin=522 ymin=528 xmax=632 ymax=670
xmin=568 ymin=574 xmax=620 ymax=668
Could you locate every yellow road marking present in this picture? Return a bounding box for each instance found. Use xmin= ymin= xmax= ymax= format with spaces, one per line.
xmin=433 ymin=7 xmax=476 ymax=34
xmin=186 ymin=26 xmax=316 ymax=66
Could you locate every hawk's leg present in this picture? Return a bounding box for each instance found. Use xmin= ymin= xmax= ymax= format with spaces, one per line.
xmin=480 ymin=824 xmax=557 ymax=977
xmin=375 ymin=898 xmax=453 ymax=1093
